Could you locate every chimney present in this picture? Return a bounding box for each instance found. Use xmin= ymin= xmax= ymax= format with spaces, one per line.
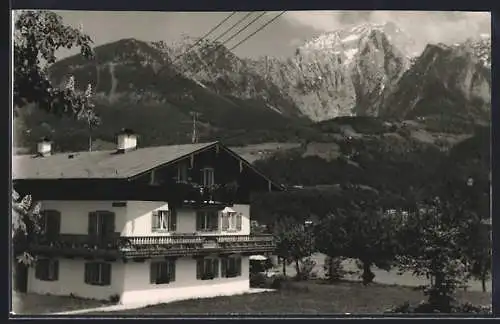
xmin=37 ymin=137 xmax=52 ymax=157
xmin=116 ymin=128 xmax=137 ymax=153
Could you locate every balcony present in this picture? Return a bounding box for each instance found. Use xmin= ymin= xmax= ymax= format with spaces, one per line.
xmin=29 ymin=234 xmax=276 ymax=259
xmin=171 ymin=181 xmax=240 ymax=207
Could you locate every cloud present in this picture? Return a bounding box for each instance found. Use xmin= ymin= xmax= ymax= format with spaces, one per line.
xmin=285 ymin=11 xmax=491 ymax=49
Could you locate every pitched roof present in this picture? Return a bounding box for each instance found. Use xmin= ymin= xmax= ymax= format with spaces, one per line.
xmin=12 ymin=142 xmax=218 ymax=180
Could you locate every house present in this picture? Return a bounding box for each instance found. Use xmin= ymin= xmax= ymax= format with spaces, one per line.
xmin=12 ymin=129 xmax=281 ymax=306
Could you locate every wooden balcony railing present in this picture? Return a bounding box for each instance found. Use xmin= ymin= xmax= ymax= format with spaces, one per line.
xmin=30 ymin=234 xmax=275 ymax=258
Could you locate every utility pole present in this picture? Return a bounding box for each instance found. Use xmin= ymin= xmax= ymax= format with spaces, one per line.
xmin=190 ymin=111 xmax=201 ymax=144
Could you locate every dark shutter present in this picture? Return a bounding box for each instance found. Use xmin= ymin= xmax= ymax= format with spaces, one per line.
xmin=221 ymin=214 xmax=229 ymax=231
xmin=84 ymin=263 xmax=91 ymax=284
xmin=213 ymin=259 xmax=219 ymax=278
xmin=221 ymin=258 xmax=227 ymax=278
xmin=35 ymin=260 xmax=43 ymax=279
xmin=53 ymin=260 xmax=59 ymax=280
xmin=210 ymin=212 xmax=219 ymax=231
xmin=196 ymin=259 xmax=203 ymax=279
xmin=52 ymin=211 xmax=61 ymax=236
xmin=170 ymin=209 xmax=177 ymax=232
xmin=45 ymin=211 xmax=61 ymax=239
xmin=152 ymin=210 xmax=159 ymax=231
xmin=103 ymin=212 xmax=115 ymax=237
xmin=236 ymin=258 xmax=242 ymax=276
xmin=150 ymin=262 xmax=158 ymax=284
xmin=236 ymin=213 xmax=242 ymax=231
xmin=102 ymin=263 xmax=111 ymax=286
xmin=88 ymin=212 xmax=98 ymax=239
xmin=169 ymin=260 xmax=176 ymax=282
xmin=196 ymin=212 xmax=202 ymax=231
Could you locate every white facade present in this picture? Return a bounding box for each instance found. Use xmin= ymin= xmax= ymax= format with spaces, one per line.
xmin=28 ymin=256 xmax=250 ymax=306
xmin=27 ymin=200 xmax=253 ymax=305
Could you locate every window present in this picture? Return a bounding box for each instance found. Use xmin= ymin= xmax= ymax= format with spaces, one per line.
xmin=196 ymin=210 xmax=219 ymax=231
xmin=88 ymin=211 xmax=115 ymax=240
xmin=152 ymin=210 xmax=177 ymax=232
xmin=41 ymin=210 xmax=61 ymax=239
xmin=201 ymin=167 xmax=214 ymax=187
xmin=221 ymin=212 xmax=242 ymax=231
xmin=84 ymin=262 xmax=111 ymax=286
xmin=177 ymin=163 xmax=188 ymax=182
xmin=35 ymin=259 xmax=59 ymax=281
xmin=150 ymin=260 xmax=176 ymax=284
xmin=196 ymin=258 xmax=219 ymax=280
xmin=221 ymin=256 xmax=242 ymax=278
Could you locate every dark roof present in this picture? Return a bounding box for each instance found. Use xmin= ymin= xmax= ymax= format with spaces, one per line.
xmin=13 ymin=142 xmax=217 ymax=180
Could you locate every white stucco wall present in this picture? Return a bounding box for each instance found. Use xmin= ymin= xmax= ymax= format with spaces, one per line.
xmin=123 ymin=201 xmax=170 ymax=236
xmin=40 ymin=201 xmax=128 ymax=235
xmin=27 ymin=258 xmax=125 ymax=301
xmin=124 ymin=201 xmax=251 ymax=236
xmin=40 ymin=200 xmax=251 ymax=236
xmin=121 ymin=256 xmax=250 ymax=306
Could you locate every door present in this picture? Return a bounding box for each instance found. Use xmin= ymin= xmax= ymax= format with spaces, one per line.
xmin=14 ymin=263 xmax=28 ymax=293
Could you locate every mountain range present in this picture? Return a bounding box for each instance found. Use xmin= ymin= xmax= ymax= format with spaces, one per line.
xmin=14 ymin=21 xmax=491 ymax=156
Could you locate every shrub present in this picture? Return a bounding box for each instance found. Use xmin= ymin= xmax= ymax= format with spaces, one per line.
xmin=250 ymin=273 xmax=267 ymax=288
xmin=386 ymin=301 xmax=492 ymax=314
xmin=324 ymin=256 xmax=347 ymax=282
xmin=270 ymin=274 xmax=287 ymax=289
xmin=296 ymin=257 xmax=317 ymax=281
xmin=108 ymin=294 xmax=120 ymax=304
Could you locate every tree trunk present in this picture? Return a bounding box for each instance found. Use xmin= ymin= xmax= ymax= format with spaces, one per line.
xmin=361 ymin=261 xmax=375 ymax=285
xmin=295 ymin=259 xmax=301 ymax=281
xmin=482 ymin=273 xmax=487 ymax=292
xmin=282 ymin=258 xmax=287 ymax=277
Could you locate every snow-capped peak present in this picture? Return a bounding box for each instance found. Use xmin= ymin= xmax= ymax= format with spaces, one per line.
xmin=297 ymin=21 xmax=417 ymax=60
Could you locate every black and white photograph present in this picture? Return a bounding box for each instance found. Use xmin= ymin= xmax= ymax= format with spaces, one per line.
xmin=11 ymin=9 xmax=492 ymax=316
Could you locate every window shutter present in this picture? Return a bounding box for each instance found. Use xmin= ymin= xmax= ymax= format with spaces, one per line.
xmin=236 ymin=213 xmax=242 ymax=231
xmin=170 ymin=209 xmax=177 ymax=232
xmin=104 ymin=212 xmax=115 ymax=236
xmin=52 ymin=211 xmax=61 ymax=236
xmin=210 ymin=212 xmax=219 ymax=231
xmin=196 ymin=259 xmax=203 ymax=279
xmin=53 ymin=260 xmax=59 ymax=280
xmin=221 ymin=258 xmax=227 ymax=278
xmin=196 ymin=212 xmax=202 ymax=231
xmin=221 ymin=214 xmax=229 ymax=231
xmin=88 ymin=212 xmax=98 ymax=238
xmin=169 ymin=260 xmax=176 ymax=282
xmin=236 ymin=258 xmax=242 ymax=276
xmin=35 ymin=261 xmax=43 ymax=279
xmin=102 ymin=263 xmax=111 ymax=286
xmin=84 ymin=263 xmax=91 ymax=284
xmin=213 ymin=259 xmax=219 ymax=278
xmin=152 ymin=210 xmax=160 ymax=231
xmin=150 ymin=262 xmax=158 ymax=284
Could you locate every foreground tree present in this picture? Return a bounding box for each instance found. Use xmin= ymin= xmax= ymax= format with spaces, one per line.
xmin=316 ymin=204 xmax=401 ymax=285
xmin=396 ymin=198 xmax=472 ymax=312
xmin=13 ymin=11 xmax=98 ymax=284
xmin=14 ymin=10 xmax=94 ymax=117
xmin=272 ymin=217 xmax=315 ymax=279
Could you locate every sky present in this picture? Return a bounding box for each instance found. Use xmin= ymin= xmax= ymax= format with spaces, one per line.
xmin=41 ymin=11 xmax=491 ymax=60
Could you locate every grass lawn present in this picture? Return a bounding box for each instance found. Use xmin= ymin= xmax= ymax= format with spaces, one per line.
xmin=87 ymin=280 xmax=491 ymax=315
xmin=12 ymin=291 xmax=110 ymax=315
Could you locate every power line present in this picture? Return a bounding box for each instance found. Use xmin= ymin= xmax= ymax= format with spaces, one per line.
xmin=171 ymin=12 xmax=237 ymax=64
xmin=153 ymin=12 xmax=240 ymax=80
xmin=216 ymin=12 xmax=267 ymax=50
xmin=227 ymin=11 xmax=286 ymax=52
xmin=185 ymin=12 xmax=264 ymax=74
xmin=189 ymin=12 xmax=268 ymax=76
xmin=210 ymin=12 xmax=256 ymax=44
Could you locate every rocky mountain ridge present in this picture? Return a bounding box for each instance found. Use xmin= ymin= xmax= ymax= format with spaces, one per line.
xmin=46 ymin=22 xmax=490 ymax=124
